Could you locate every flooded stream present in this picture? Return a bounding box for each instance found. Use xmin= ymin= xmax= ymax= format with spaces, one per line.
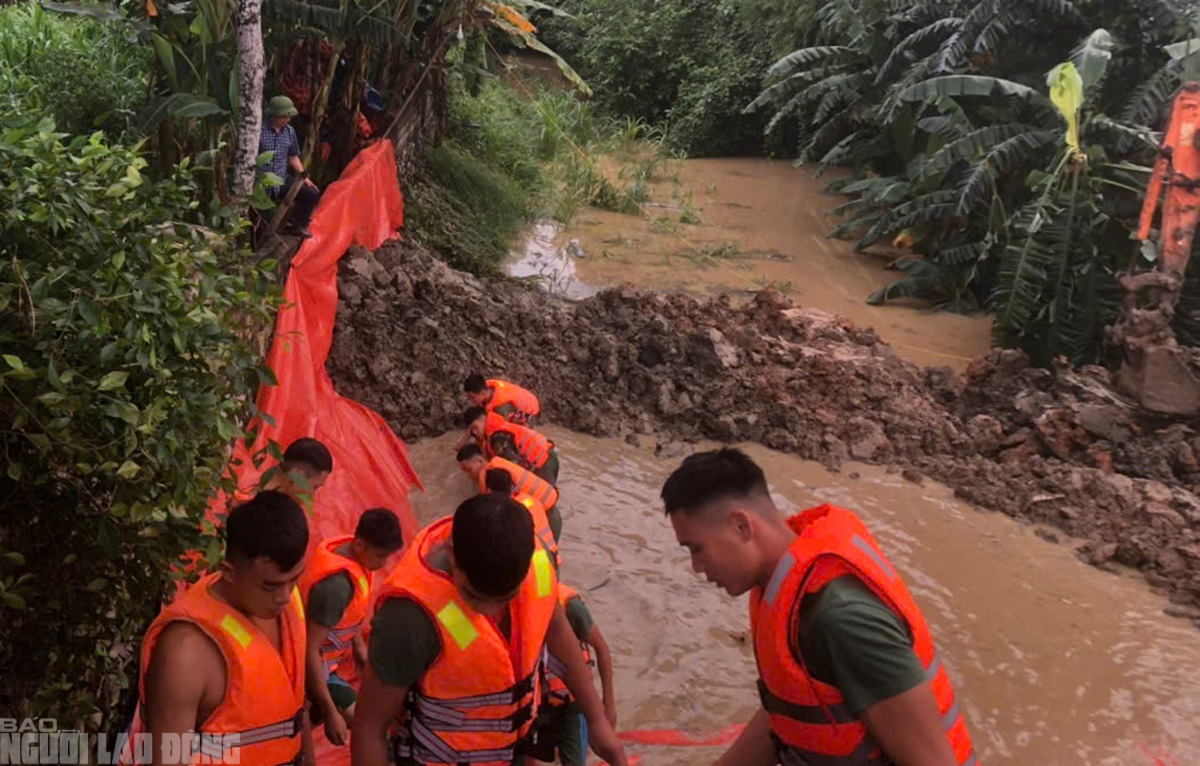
xmin=406 ymin=427 xmax=1200 ymax=766
xmin=506 ymin=158 xmax=993 ymax=371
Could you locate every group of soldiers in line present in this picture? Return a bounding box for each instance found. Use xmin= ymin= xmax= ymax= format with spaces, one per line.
xmin=125 ymin=372 xmax=980 ymax=766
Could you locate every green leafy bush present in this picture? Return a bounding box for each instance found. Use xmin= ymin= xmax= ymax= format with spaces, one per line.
xmin=0 ymin=3 xmax=150 ymax=139
xmin=748 ymin=0 xmax=1200 ymax=364
xmin=538 ymin=0 xmax=774 ymax=156
xmin=0 ymin=114 xmax=276 ymax=731
xmin=406 ymin=139 xmax=533 ymax=275
xmin=404 ymin=77 xmax=546 ymax=275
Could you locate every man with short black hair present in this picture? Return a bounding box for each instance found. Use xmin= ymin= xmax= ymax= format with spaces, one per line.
xmin=463 ymin=407 xmax=559 ymax=485
xmin=300 ymin=508 xmax=406 ymax=746
xmin=132 ymin=490 xmax=312 ymax=766
xmin=266 ymin=437 xmax=334 ymax=503
xmin=484 ymin=468 xmax=559 ymax=568
xmin=351 ymin=494 xmax=627 ymax=766
xmin=662 ymin=448 xmax=977 ymax=766
xmin=458 ymin=443 xmax=562 ymax=543
xmin=463 ymin=374 xmax=540 ymax=426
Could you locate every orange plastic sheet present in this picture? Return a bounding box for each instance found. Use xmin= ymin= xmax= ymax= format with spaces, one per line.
xmin=214 ymin=140 xmax=417 ymax=765
xmin=213 ymin=139 xmax=422 ymax=546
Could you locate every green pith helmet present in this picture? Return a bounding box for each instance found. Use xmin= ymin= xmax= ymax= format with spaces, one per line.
xmin=266 ymin=95 xmax=299 ymax=118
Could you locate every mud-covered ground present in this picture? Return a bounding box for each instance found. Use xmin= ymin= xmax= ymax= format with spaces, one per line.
xmin=328 ymin=239 xmax=1200 ymax=621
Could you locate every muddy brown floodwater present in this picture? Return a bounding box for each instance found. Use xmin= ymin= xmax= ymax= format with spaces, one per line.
xmin=507 ymin=158 xmax=993 ymax=372
xmin=404 ymin=426 xmax=1200 ymax=766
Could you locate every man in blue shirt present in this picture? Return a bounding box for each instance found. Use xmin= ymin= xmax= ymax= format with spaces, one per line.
xmin=259 ymin=95 xmax=320 ymax=238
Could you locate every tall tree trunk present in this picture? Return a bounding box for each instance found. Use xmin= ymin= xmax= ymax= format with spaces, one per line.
xmin=231 ymin=0 xmax=265 ymax=201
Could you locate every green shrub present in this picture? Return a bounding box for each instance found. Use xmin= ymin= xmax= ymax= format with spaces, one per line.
xmin=537 ymin=0 xmax=773 ymax=156
xmin=448 ymin=76 xmax=547 ymax=188
xmin=406 ymin=139 xmax=533 ymax=275
xmin=0 ymin=3 xmax=150 ymax=140
xmin=0 ymin=114 xmax=276 ymax=731
xmin=406 ymin=77 xmax=550 ymax=275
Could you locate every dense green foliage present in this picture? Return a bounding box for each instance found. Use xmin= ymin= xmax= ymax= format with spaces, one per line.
xmin=0 ymin=114 xmax=276 ymax=730
xmin=750 ymin=0 xmax=1200 ymax=365
xmin=406 ymin=78 xmax=546 ymax=274
xmin=407 ymin=69 xmax=670 ymax=274
xmin=0 ymin=4 xmax=150 ymax=139
xmin=538 ymin=0 xmax=776 ymax=156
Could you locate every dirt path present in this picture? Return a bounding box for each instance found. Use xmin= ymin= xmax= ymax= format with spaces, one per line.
xmin=328 ymin=239 xmax=1200 ymax=624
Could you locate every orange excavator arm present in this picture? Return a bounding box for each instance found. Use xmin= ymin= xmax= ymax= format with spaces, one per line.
xmin=1111 ymin=83 xmax=1200 ymax=414
xmin=1139 ymin=83 xmax=1200 ymax=275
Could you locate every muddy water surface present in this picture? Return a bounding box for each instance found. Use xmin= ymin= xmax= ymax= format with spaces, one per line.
xmin=407 ymin=426 xmax=1200 ymax=766
xmin=507 ymin=159 xmax=992 ymax=371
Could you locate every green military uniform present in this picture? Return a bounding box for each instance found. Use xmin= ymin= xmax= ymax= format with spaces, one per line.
xmin=796 ymin=575 xmax=927 ymax=713
xmin=528 ymin=596 xmax=594 ymax=765
xmin=308 ymin=572 xmax=359 ymax=710
xmin=369 ymin=548 xmax=527 ymax=766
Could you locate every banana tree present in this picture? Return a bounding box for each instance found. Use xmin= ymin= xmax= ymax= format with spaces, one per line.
xmin=885 ymin=30 xmax=1157 ymax=363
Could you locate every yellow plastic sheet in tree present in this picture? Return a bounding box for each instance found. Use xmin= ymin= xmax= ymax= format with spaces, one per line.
xmin=1047 ymin=62 xmax=1085 ymax=162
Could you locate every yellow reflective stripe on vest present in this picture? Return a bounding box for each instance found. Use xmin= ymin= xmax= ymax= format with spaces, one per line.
xmin=533 ymin=548 xmax=553 ymax=597
xmin=220 ymin=614 xmax=253 ymax=650
xmin=357 ymin=574 xmax=370 ymax=596
xmin=437 ymin=600 xmax=479 ymax=650
xmin=292 ymin=587 xmax=305 ymax=620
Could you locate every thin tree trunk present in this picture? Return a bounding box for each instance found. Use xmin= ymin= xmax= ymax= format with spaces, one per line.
xmin=231 ymin=0 xmax=265 ymax=200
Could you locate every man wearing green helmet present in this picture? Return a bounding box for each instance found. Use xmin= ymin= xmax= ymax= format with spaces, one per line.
xmin=259 ymin=94 xmax=321 ymax=238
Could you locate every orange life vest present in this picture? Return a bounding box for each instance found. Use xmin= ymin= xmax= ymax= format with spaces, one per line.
xmin=377 ymin=517 xmax=558 ymax=766
xmin=479 ymin=457 xmax=559 ymax=510
xmin=298 ymin=535 xmax=372 ymax=676
xmin=129 ymin=573 xmax=307 ymax=766
xmin=515 ymin=494 xmax=560 ymax=571
xmin=484 ymin=412 xmax=553 ymax=470
xmin=487 ymin=379 xmax=540 ymax=422
xmin=542 ymin=584 xmax=593 ymax=708
xmin=750 ymin=504 xmax=978 ymax=766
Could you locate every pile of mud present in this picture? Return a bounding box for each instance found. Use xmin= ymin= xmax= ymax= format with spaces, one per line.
xmin=328 ymin=240 xmax=1200 ymax=620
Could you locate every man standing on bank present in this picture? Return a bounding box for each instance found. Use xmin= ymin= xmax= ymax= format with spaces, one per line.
xmin=662 ymin=448 xmax=978 ymax=766
xmin=258 ymin=95 xmax=321 ymax=238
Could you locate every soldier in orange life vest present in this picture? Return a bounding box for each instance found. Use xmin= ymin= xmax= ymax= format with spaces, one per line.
xmin=299 ymin=508 xmax=405 ymax=747
xmin=457 ymin=443 xmax=563 ymax=544
xmin=133 ymin=491 xmax=313 ymax=766
xmin=482 ymin=467 xmax=560 ymax=569
xmin=350 ymin=493 xmax=628 ymax=766
xmin=529 ymin=584 xmax=616 ymax=766
xmin=263 ymin=437 xmax=334 ymax=505
xmin=662 ymin=448 xmax=978 ymax=766
xmin=464 ymin=374 xmax=540 ymax=426
xmin=463 ymin=407 xmax=560 ymax=486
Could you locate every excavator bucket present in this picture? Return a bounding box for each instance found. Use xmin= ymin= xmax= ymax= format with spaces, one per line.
xmin=1111 ymin=83 xmax=1200 ymax=415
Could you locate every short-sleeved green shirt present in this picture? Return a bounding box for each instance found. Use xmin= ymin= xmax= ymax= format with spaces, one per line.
xmin=307 ymin=571 xmax=354 ymax=628
xmin=562 ymin=594 xmax=593 ymax=642
xmin=369 ymin=546 xmax=525 ymax=765
xmin=793 ymin=575 xmax=927 ymax=713
xmin=492 ymin=401 xmax=518 ymax=421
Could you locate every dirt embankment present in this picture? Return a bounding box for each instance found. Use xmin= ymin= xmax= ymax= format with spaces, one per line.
xmin=328 ymin=240 xmax=1200 ymax=621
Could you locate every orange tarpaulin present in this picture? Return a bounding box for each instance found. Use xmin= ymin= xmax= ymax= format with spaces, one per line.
xmin=215 ymin=139 xmax=422 ymax=545
xmin=233 ymin=139 xmax=419 ymax=765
